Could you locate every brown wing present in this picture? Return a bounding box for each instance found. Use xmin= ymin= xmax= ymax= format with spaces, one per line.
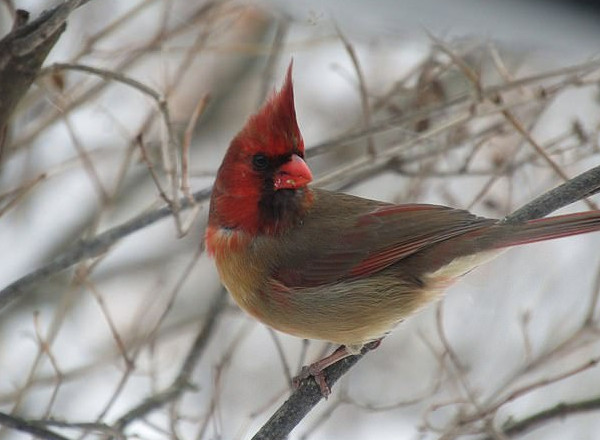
xmin=271 ymin=189 xmax=496 ymax=288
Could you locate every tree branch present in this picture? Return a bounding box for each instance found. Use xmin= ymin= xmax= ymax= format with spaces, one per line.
xmin=489 ymin=395 xmax=600 ymax=439
xmin=0 ymin=0 xmax=95 ymax=160
xmin=504 ymin=164 xmax=600 ymax=224
xmin=0 ymin=187 xmax=212 ymax=314
xmin=0 ymin=411 xmax=70 ymax=440
xmin=252 ymin=343 xmax=378 ymax=440
xmin=112 ymin=290 xmax=226 ymax=432
xmin=0 ymin=291 xmax=225 ymax=440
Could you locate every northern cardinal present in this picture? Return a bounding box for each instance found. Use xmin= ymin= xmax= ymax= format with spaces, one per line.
xmin=206 ymin=63 xmax=600 ymax=396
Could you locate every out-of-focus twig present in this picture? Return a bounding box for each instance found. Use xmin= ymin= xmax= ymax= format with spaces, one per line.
xmin=336 ymin=25 xmax=376 ymax=156
xmin=182 ymin=95 xmax=210 ymax=201
xmin=434 ymin=38 xmax=599 ymax=212
xmin=0 ymin=292 xmax=225 ymax=439
xmin=0 ymin=411 xmax=70 ymax=440
xmin=112 ymin=290 xmax=227 ymax=432
xmin=9 ymin=0 xmax=220 ymax=154
xmin=306 ymin=57 xmax=600 ymax=160
xmin=494 ymin=395 xmax=600 ymax=439
xmin=39 ymin=63 xmax=183 ymax=227
xmin=461 ymin=357 xmax=600 ymax=427
xmin=257 ymin=17 xmax=289 ymax=106
xmin=0 ymin=187 xmax=212 ymax=314
xmin=136 ymin=134 xmax=172 ymax=206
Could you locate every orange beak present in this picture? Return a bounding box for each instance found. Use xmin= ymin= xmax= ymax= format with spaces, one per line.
xmin=274 ymin=154 xmax=313 ymax=190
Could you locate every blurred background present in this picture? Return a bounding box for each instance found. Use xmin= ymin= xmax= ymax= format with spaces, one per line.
xmin=1 ymin=0 xmax=600 ymax=439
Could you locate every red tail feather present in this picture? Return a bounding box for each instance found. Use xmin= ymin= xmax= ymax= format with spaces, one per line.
xmin=497 ymin=211 xmax=600 ymax=248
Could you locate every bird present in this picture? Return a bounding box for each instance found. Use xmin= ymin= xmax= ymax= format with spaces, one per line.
xmin=205 ymin=62 xmax=600 ymax=396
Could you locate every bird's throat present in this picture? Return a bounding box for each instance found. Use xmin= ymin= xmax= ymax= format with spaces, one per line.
xmin=209 ymin=184 xmax=313 ymax=237
xmin=257 ymin=187 xmax=313 ymax=234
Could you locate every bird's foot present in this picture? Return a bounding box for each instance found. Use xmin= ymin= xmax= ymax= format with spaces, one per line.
xmin=292 ymin=345 xmax=351 ymax=398
xmin=292 ymin=340 xmax=383 ymax=398
xmin=293 ymin=363 xmax=331 ymax=398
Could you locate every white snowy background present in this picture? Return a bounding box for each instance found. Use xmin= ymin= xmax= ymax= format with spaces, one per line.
xmin=1 ymin=1 xmax=600 ymax=439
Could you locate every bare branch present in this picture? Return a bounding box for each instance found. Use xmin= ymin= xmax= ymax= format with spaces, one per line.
xmin=0 ymin=187 xmax=212 ymax=313
xmin=504 ymin=164 xmax=600 ymax=224
xmin=336 ymin=25 xmax=376 ymax=156
xmin=0 ymin=0 xmax=98 ymax=150
xmin=488 ymin=396 xmax=600 ymax=439
xmin=113 ymin=291 xmax=226 ymax=432
xmin=0 ymin=412 xmax=70 ymax=440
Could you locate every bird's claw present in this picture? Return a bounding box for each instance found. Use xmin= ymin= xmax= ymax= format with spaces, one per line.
xmin=293 ymin=364 xmax=331 ymax=398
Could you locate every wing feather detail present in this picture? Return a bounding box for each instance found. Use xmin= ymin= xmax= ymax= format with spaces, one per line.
xmin=272 ymin=198 xmax=495 ymax=288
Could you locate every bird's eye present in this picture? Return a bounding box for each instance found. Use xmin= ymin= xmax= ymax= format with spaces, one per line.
xmin=252 ymin=154 xmax=269 ymax=171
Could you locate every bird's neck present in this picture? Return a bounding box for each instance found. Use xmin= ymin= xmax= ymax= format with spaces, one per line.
xmin=208 ymin=184 xmax=313 ymax=238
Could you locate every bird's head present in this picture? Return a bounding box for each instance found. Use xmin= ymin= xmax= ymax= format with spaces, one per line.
xmin=209 ymin=62 xmax=314 ymax=236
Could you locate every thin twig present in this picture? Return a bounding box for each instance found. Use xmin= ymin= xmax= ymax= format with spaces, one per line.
xmin=43 ymin=421 xmax=126 ymax=440
xmin=336 ymin=25 xmax=376 ymax=156
xmin=268 ymin=329 xmax=294 ymax=388
xmin=435 ymin=302 xmax=482 ymax=414
xmin=460 ymin=357 xmax=600 ymax=425
xmin=63 ymin=115 xmax=110 ymax=203
xmin=306 ymin=57 xmax=600 ymax=159
xmin=257 ymin=17 xmax=290 ymax=106
xmin=10 ymin=1 xmax=220 ymax=154
xmin=32 ymin=312 xmax=63 ymax=419
xmin=182 ymin=95 xmax=210 ymax=201
xmin=0 ymin=186 xmax=212 ymax=313
xmin=113 ymin=290 xmax=227 ymax=432
xmin=438 ymin=40 xmax=599 ymax=212
xmin=497 ymin=396 xmax=600 ymax=438
xmin=136 ymin=134 xmax=172 ymax=206
xmin=40 ymin=63 xmax=165 ymax=107
xmin=498 ymin=103 xmax=597 ymax=211
xmin=86 ymin=279 xmax=134 ymax=368
xmin=40 ymin=62 xmax=184 ymax=229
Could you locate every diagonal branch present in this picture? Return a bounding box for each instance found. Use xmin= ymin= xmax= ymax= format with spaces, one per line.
xmin=496 ymin=395 xmax=600 ymax=438
xmin=0 ymin=187 xmax=212 ymax=314
xmin=113 ymin=291 xmax=227 ymax=432
xmin=0 ymin=411 xmax=70 ymax=440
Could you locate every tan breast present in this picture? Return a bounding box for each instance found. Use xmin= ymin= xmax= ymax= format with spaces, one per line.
xmin=209 ymin=227 xmax=270 ymax=322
